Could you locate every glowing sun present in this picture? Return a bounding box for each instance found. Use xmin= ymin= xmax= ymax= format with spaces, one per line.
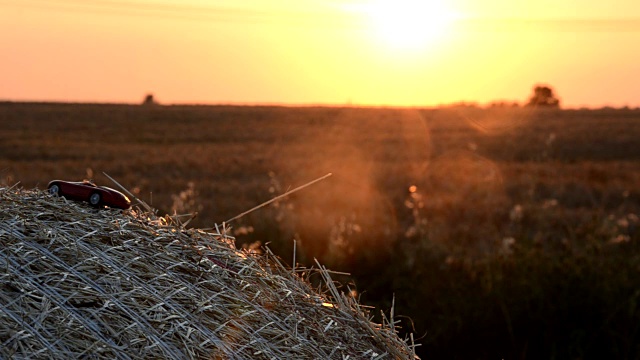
xmin=364 ymin=0 xmax=457 ymax=51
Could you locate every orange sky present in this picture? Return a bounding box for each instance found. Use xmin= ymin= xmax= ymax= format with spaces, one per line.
xmin=1 ymin=0 xmax=640 ymax=108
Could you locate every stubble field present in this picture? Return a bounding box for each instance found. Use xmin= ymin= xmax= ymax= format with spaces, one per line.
xmin=2 ymin=102 xmax=640 ymax=359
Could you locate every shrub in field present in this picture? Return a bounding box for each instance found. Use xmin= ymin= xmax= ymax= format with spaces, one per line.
xmin=527 ymin=84 xmax=560 ymax=108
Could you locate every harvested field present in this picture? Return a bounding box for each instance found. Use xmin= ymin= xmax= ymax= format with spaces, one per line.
xmin=3 ymin=103 xmax=640 ymax=358
xmin=0 ymin=185 xmax=416 ymax=359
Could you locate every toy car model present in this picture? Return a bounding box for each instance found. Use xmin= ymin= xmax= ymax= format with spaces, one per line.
xmin=47 ymin=180 xmax=131 ymax=209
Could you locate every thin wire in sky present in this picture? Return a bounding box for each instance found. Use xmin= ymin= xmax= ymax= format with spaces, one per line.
xmin=2 ymin=0 xmax=640 ymax=32
xmin=0 ymin=0 xmax=281 ymax=25
xmin=460 ymin=17 xmax=640 ymax=33
xmin=0 ymin=0 xmax=357 ymax=28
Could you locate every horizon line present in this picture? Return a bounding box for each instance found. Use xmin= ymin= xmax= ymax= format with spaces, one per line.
xmin=2 ymin=98 xmax=639 ymax=111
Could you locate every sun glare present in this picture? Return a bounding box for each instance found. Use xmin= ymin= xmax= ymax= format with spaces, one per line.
xmin=362 ymin=0 xmax=457 ymax=51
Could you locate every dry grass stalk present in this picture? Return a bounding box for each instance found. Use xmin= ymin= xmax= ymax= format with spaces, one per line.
xmin=0 ymin=186 xmax=416 ymax=359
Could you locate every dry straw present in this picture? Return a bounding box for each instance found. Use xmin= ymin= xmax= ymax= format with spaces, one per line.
xmin=0 ymin=186 xmax=417 ymax=359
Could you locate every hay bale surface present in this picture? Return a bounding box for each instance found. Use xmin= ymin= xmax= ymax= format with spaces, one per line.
xmin=0 ymin=186 xmax=415 ymax=359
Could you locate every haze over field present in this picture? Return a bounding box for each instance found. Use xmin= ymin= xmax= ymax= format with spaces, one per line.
xmin=1 ymin=0 xmax=640 ymax=107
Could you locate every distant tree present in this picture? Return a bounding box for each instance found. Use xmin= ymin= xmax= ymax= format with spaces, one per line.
xmin=142 ymin=93 xmax=157 ymax=106
xmin=527 ymin=85 xmax=560 ymax=108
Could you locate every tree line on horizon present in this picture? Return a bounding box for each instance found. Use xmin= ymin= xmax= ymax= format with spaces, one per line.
xmin=140 ymin=84 xmax=562 ymax=109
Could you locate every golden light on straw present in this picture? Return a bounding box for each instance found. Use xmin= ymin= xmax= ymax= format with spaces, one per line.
xmin=0 ymin=185 xmax=418 ymax=359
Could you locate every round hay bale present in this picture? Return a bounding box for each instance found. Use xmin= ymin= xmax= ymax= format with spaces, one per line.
xmin=0 ymin=186 xmax=416 ymax=359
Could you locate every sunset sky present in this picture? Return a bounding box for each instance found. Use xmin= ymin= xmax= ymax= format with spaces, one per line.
xmin=1 ymin=0 xmax=640 ymax=108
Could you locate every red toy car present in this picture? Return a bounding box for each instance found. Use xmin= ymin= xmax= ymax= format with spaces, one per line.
xmin=47 ymin=180 xmax=131 ymax=209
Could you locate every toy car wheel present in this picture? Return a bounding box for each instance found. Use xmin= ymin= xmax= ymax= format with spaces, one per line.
xmin=89 ymin=192 xmax=102 ymax=206
xmin=49 ymin=184 xmax=60 ymax=196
